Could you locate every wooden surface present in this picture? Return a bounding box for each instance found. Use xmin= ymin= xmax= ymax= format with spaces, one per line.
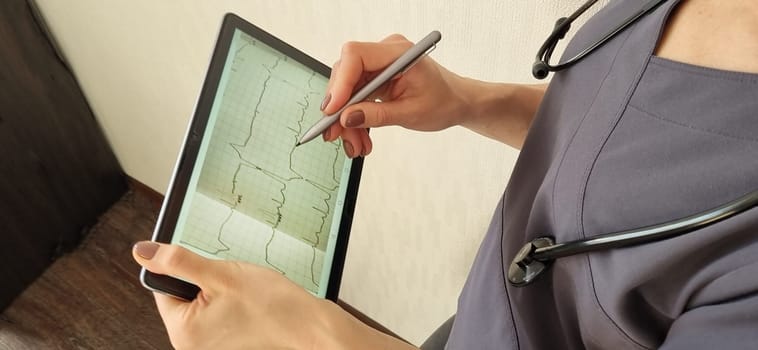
xmin=0 ymin=0 xmax=126 ymax=309
xmin=0 ymin=191 xmax=171 ymax=350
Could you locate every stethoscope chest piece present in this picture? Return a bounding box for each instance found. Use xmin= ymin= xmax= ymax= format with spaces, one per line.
xmin=507 ymin=237 xmax=554 ymax=287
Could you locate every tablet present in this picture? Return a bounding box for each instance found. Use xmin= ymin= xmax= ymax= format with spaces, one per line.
xmin=140 ymin=13 xmax=362 ymax=301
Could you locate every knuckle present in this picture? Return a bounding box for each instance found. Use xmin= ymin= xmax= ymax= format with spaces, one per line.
xmin=331 ymin=59 xmax=341 ymax=70
xmin=340 ymin=41 xmax=360 ymax=56
xmin=375 ymin=106 xmax=391 ymax=126
xmin=385 ymin=33 xmax=409 ymax=42
xmin=161 ymin=246 xmax=185 ymax=270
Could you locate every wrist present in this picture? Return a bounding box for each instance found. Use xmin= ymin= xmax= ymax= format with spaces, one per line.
xmin=458 ymin=79 xmax=546 ymax=148
xmin=458 ymin=78 xmax=515 ymax=132
xmin=455 ymin=78 xmax=506 ymax=144
xmin=314 ymin=300 xmax=417 ymax=350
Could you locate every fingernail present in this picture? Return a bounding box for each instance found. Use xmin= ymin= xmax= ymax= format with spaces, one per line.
xmin=134 ymin=241 xmax=159 ymax=260
xmin=345 ymin=110 xmax=365 ymax=128
xmin=320 ymin=93 xmax=331 ymax=111
xmin=343 ymin=140 xmax=355 ymax=158
xmin=322 ymin=127 xmax=331 ymax=141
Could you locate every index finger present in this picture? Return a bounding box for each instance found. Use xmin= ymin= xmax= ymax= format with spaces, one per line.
xmin=324 ymin=36 xmax=412 ymax=115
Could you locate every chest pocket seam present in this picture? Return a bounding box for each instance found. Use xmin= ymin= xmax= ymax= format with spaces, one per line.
xmin=627 ymin=103 xmax=758 ymax=144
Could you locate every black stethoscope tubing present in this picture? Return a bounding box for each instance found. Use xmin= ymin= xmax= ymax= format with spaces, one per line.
xmin=532 ymin=0 xmax=670 ymax=79
xmin=536 ymin=189 xmax=758 ymax=260
xmin=508 ymin=190 xmax=758 ymax=286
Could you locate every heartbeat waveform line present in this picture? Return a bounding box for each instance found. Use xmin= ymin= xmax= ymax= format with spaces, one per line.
xmin=191 ymin=59 xmax=281 ymax=261
xmin=229 ymin=59 xmax=277 ymax=154
xmin=188 ymin=35 xmax=345 ymax=292
xmin=226 ymin=59 xmax=330 ymax=277
xmin=227 ymin=58 xmax=289 ymax=273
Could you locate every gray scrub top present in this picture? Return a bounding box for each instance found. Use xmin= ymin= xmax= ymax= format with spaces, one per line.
xmin=446 ymin=0 xmax=758 ymax=349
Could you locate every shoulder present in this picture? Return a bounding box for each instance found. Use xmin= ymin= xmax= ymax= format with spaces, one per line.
xmin=655 ymin=0 xmax=758 ymax=74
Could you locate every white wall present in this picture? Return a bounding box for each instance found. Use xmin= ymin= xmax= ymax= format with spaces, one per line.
xmin=35 ymin=0 xmax=603 ymax=345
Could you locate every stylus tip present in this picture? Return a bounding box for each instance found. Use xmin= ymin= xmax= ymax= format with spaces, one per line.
xmin=295 ymin=142 xmax=302 ymax=147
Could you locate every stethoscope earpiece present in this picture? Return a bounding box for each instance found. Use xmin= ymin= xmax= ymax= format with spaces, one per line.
xmin=532 ymin=61 xmax=550 ymax=80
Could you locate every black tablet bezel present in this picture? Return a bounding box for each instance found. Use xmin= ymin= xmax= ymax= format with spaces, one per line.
xmin=140 ymin=13 xmax=363 ymax=302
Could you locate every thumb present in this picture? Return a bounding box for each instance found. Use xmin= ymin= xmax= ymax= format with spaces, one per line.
xmin=133 ymin=241 xmax=215 ymax=292
xmin=340 ymin=99 xmax=413 ymax=129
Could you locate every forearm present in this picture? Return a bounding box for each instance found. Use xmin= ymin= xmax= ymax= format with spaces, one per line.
xmin=318 ymin=300 xmax=418 ymax=350
xmin=458 ymin=79 xmax=547 ymax=149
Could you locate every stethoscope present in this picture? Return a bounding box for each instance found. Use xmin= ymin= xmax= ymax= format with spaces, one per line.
xmin=510 ymin=0 xmax=758 ymax=286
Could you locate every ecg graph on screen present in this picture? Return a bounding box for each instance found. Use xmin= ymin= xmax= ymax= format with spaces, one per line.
xmin=178 ymin=31 xmax=345 ymax=293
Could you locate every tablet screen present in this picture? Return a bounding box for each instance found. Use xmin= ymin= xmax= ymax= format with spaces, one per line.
xmin=157 ymin=20 xmax=356 ymax=299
